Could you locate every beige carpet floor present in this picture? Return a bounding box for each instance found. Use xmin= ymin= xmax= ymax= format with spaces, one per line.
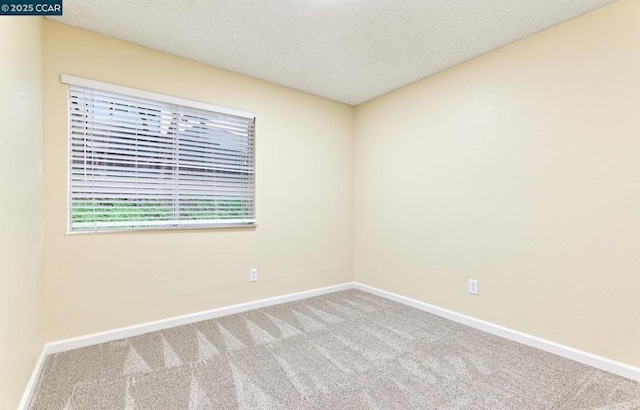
xmin=30 ymin=289 xmax=640 ymax=409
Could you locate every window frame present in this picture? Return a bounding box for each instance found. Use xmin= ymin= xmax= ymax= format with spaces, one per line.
xmin=63 ymin=74 xmax=257 ymax=234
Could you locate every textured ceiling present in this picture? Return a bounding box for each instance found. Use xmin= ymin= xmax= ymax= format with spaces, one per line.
xmin=48 ymin=0 xmax=616 ymax=105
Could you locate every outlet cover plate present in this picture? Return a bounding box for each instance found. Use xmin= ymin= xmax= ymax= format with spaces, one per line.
xmin=469 ymin=279 xmax=478 ymax=295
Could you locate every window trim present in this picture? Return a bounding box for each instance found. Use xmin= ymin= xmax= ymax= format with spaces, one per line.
xmin=63 ymin=74 xmax=257 ymax=234
xmin=61 ymin=74 xmax=255 ymax=120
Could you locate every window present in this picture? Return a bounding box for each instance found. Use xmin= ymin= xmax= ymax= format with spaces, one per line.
xmin=65 ymin=75 xmax=255 ymax=232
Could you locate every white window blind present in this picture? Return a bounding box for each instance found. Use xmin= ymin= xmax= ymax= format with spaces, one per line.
xmin=67 ymin=79 xmax=255 ymax=232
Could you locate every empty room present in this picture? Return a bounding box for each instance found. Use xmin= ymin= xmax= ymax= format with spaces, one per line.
xmin=1 ymin=0 xmax=639 ymax=408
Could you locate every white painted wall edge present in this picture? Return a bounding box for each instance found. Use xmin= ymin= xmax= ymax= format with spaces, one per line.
xmin=354 ymin=282 xmax=640 ymax=381
xmin=18 ymin=346 xmax=48 ymax=410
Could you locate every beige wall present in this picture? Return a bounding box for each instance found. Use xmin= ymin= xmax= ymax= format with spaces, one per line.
xmin=355 ymin=0 xmax=640 ymax=367
xmin=43 ymin=21 xmax=354 ymax=341
xmin=0 ymin=18 xmax=45 ymax=409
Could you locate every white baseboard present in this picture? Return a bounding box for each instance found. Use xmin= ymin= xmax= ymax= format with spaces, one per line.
xmin=19 ymin=282 xmax=352 ymax=409
xmin=46 ymin=282 xmax=353 ymax=355
xmin=354 ymin=282 xmax=640 ymax=381
xmin=18 ymin=345 xmax=48 ymax=410
xmin=21 ymin=280 xmax=640 ymax=409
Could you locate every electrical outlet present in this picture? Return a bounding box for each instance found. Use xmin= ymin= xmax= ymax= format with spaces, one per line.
xmin=469 ymin=279 xmax=478 ymax=295
xmin=249 ymin=268 xmax=258 ymax=282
